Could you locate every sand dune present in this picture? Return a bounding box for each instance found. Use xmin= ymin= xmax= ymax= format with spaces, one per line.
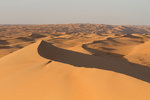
xmin=0 ymin=24 xmax=150 ymax=100
xmin=125 ymin=40 xmax=150 ymax=66
xmin=0 ymin=40 xmax=150 ymax=100
xmin=85 ymin=36 xmax=144 ymax=56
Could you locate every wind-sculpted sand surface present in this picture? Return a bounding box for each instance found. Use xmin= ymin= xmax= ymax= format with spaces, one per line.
xmin=0 ymin=24 xmax=150 ymax=100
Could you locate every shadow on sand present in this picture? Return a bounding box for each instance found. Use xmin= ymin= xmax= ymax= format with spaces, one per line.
xmin=38 ymin=41 xmax=150 ymax=83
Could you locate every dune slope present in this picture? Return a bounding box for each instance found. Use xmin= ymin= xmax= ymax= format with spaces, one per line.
xmin=0 ymin=40 xmax=150 ymax=100
xmin=125 ymin=40 xmax=150 ymax=66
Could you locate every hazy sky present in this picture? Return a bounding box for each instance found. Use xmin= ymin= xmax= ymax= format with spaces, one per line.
xmin=0 ymin=0 xmax=150 ymax=25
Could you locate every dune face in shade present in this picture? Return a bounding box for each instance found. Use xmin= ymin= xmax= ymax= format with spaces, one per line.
xmin=0 ymin=40 xmax=150 ymax=100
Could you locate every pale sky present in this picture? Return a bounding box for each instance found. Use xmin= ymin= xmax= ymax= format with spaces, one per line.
xmin=0 ymin=0 xmax=150 ymax=25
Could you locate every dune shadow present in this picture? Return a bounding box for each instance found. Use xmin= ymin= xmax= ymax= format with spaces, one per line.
xmin=0 ymin=45 xmax=12 ymax=49
xmin=101 ymin=47 xmax=116 ymax=51
xmin=123 ymin=34 xmax=142 ymax=39
xmin=0 ymin=40 xmax=9 ymax=45
xmin=107 ymin=37 xmax=121 ymax=43
xmin=38 ymin=41 xmax=150 ymax=83
xmin=29 ymin=34 xmax=46 ymax=39
xmin=16 ymin=37 xmax=34 ymax=41
xmin=13 ymin=45 xmax=23 ymax=49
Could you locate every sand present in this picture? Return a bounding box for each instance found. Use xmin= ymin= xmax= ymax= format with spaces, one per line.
xmin=125 ymin=40 xmax=150 ymax=66
xmin=0 ymin=25 xmax=150 ymax=100
xmin=0 ymin=37 xmax=150 ymax=100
